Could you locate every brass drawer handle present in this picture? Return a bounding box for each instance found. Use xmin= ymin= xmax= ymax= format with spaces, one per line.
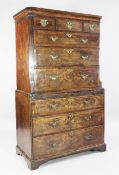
xmin=48 ymin=103 xmax=59 ymax=110
xmin=83 ymin=98 xmax=94 ymax=105
xmin=80 ymin=74 xmax=89 ymax=80
xmin=80 ymin=55 xmax=89 ymax=60
xmin=40 ymin=19 xmax=48 ymax=27
xmin=83 ymin=115 xmax=93 ymax=121
xmin=89 ymin=24 xmax=97 ymax=31
xmin=66 ymin=33 xmax=73 ymax=38
xmin=49 ymin=36 xmax=58 ymax=42
xmin=49 ymin=120 xmax=59 ymax=128
xmin=81 ymin=38 xmax=88 ymax=44
xmin=64 ymin=49 xmax=74 ymax=54
xmin=49 ymin=74 xmax=59 ymax=80
xmin=49 ymin=53 xmax=59 ymax=60
xmin=66 ymin=21 xmax=73 ymax=30
xmin=50 ymin=142 xmax=59 ymax=148
xmin=84 ymin=134 xmax=92 ymax=141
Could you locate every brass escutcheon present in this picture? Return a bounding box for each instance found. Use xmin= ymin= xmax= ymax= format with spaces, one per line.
xmin=40 ymin=19 xmax=48 ymax=27
xmin=64 ymin=49 xmax=74 ymax=54
xmin=66 ymin=33 xmax=73 ymax=38
xmin=66 ymin=20 xmax=73 ymax=30
xmin=81 ymin=38 xmax=88 ymax=44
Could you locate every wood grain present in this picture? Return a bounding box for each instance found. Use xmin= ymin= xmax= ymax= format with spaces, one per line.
xmin=15 ymin=17 xmax=31 ymax=92
xmin=34 ymin=30 xmax=99 ymax=47
xmin=33 ymin=108 xmax=104 ymax=136
xmin=33 ymin=67 xmax=100 ymax=92
xmin=31 ymin=93 xmax=104 ymax=116
xmin=56 ymin=18 xmax=82 ymax=32
xmin=33 ymin=125 xmax=104 ymax=159
xmin=15 ymin=91 xmax=32 ymax=158
xmin=34 ymin=47 xmax=99 ymax=67
xmin=14 ymin=7 xmax=105 ymax=170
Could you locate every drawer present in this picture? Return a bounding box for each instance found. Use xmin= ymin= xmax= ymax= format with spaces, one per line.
xmin=34 ymin=30 xmax=99 ymax=47
xmin=33 ymin=125 xmax=104 ymax=159
xmin=33 ymin=17 xmax=55 ymax=30
xmin=31 ymin=93 xmax=104 ymax=116
xmin=34 ymin=47 xmax=99 ymax=67
xmin=33 ymin=67 xmax=100 ymax=92
xmin=83 ymin=22 xmax=100 ymax=33
xmin=33 ymin=108 xmax=104 ymax=136
xmin=56 ymin=18 xmax=82 ymax=32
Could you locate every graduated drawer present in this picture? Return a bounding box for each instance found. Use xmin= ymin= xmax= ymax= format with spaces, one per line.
xmin=34 ymin=30 xmax=99 ymax=47
xmin=83 ymin=22 xmax=100 ymax=33
xmin=33 ymin=108 xmax=104 ymax=137
xmin=33 ymin=17 xmax=55 ymax=30
xmin=33 ymin=67 xmax=100 ymax=92
xmin=34 ymin=47 xmax=99 ymax=67
xmin=33 ymin=125 xmax=104 ymax=159
xmin=56 ymin=18 xmax=82 ymax=32
xmin=31 ymin=93 xmax=104 ymax=116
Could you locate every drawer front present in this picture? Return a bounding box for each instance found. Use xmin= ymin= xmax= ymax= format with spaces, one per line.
xmin=84 ymin=22 xmax=100 ymax=33
xmin=35 ymin=47 xmax=99 ymax=67
xmin=56 ymin=18 xmax=82 ymax=32
xmin=33 ymin=126 xmax=104 ymax=159
xmin=33 ymin=17 xmax=55 ymax=30
xmin=31 ymin=94 xmax=104 ymax=116
xmin=33 ymin=67 xmax=100 ymax=92
xmin=33 ymin=109 xmax=104 ymax=136
xmin=34 ymin=31 xmax=99 ymax=47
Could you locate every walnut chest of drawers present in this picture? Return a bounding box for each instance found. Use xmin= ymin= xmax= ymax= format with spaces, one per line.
xmin=14 ymin=7 xmax=106 ymax=170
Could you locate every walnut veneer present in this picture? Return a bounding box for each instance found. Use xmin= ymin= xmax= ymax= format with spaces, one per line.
xmin=14 ymin=7 xmax=106 ymax=170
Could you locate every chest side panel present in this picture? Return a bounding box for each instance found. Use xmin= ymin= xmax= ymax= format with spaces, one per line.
xmin=15 ymin=91 xmax=32 ymax=158
xmin=15 ymin=18 xmax=31 ymax=92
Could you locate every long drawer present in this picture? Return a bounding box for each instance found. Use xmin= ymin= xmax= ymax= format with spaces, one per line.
xmin=34 ymin=47 xmax=99 ymax=67
xmin=31 ymin=93 xmax=104 ymax=116
xmin=33 ymin=125 xmax=104 ymax=159
xmin=34 ymin=30 xmax=99 ymax=47
xmin=33 ymin=108 xmax=104 ymax=136
xmin=33 ymin=67 xmax=100 ymax=92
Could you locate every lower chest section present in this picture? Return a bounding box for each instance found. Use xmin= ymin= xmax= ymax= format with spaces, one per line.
xmin=31 ymin=90 xmax=104 ymax=160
